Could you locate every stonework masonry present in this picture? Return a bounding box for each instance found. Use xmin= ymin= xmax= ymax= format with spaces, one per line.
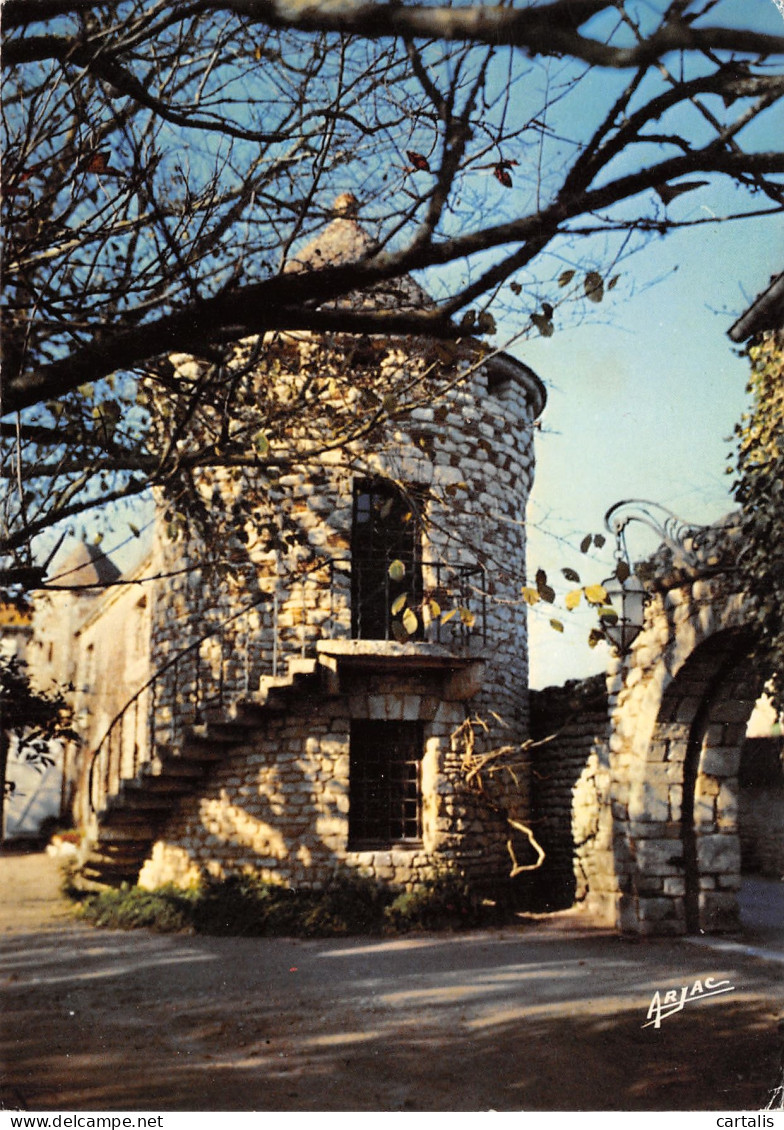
xmin=528 ymin=675 xmax=609 ymax=911
xmin=533 ymin=538 xmax=775 ymax=936
xmin=137 ymin=339 xmax=545 ymax=893
xmin=149 ymin=338 xmax=543 ymax=753
xmin=138 ymin=662 xmax=512 ymax=892
xmin=71 ymin=297 xmax=547 ymax=896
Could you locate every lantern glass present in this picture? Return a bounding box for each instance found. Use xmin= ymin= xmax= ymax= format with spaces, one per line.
xmin=600 ymin=571 xmax=646 ymax=656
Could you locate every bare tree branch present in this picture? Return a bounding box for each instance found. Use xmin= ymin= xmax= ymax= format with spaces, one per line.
xmin=2 ymin=0 xmax=782 ymax=570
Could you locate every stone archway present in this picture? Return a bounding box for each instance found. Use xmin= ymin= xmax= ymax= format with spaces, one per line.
xmin=569 ymin=550 xmax=772 ymax=936
xmin=631 ymin=629 xmax=763 ymax=935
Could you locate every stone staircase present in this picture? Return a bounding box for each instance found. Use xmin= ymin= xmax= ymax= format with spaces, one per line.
xmin=78 ymin=658 xmax=322 ymax=887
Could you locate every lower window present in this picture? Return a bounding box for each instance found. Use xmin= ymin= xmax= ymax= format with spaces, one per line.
xmin=349 ymin=720 xmax=424 ymax=847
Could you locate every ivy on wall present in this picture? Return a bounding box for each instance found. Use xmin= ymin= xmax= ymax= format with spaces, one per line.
xmin=733 ymin=330 xmax=784 ymax=710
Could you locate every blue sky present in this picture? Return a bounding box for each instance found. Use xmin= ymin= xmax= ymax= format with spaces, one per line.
xmin=522 ymin=209 xmax=784 ymax=687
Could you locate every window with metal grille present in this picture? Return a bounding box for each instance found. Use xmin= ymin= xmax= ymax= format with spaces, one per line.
xmin=351 ymin=478 xmax=423 ymax=640
xmin=349 ymin=720 xmax=424 ymax=847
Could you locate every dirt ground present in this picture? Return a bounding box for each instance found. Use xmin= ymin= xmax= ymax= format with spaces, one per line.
xmin=1 ymin=848 xmax=783 ymax=1112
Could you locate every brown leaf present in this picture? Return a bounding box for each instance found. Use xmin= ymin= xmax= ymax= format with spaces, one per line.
xmin=584 ymin=271 xmax=604 ymax=303
xmin=406 ymin=150 xmax=430 ymax=172
xmin=83 ymin=150 xmax=111 ymax=173
xmin=655 ymin=180 xmax=709 ymax=205
xmin=494 ymin=165 xmax=513 ymax=188
xmin=531 ymin=313 xmax=554 ymax=337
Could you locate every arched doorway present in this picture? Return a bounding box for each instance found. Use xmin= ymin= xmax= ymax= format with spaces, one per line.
xmin=630 ymin=629 xmax=764 ymax=934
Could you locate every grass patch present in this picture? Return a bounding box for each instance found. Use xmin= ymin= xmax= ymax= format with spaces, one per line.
xmin=74 ymin=884 xmax=198 ymax=933
xmin=385 ymin=870 xmax=485 ymax=931
xmin=71 ymin=869 xmax=504 ymax=937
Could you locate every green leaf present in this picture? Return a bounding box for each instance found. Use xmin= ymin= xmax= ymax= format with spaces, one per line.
xmin=584 ymin=271 xmax=604 ymax=303
xmin=562 ymin=567 xmax=581 ymax=583
xmin=388 ymin=559 xmax=405 ymax=582
xmin=391 ymin=593 xmax=407 ymax=615
xmin=253 ymin=431 xmax=270 ymax=456
xmin=521 ymin=586 xmax=540 ymax=607
xmin=428 ymin=598 xmax=441 ymax=620
xmin=549 ymin=619 xmax=564 ymax=633
xmin=440 ymin=608 xmax=458 ymax=624
xmin=565 ymin=589 xmax=582 ymax=611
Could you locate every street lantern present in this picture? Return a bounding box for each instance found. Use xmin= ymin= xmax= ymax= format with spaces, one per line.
xmin=597 ymin=498 xmax=717 ymax=657
xmin=599 ymin=568 xmax=647 ymax=657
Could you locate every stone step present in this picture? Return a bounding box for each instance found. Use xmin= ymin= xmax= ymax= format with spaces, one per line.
xmin=113 ymin=789 xmax=181 ymax=811
xmin=96 ymin=809 xmax=157 ymax=832
xmin=186 ymin=724 xmax=248 ymax=747
xmin=84 ymin=667 xmax=326 ymax=888
xmin=146 ymin=758 xmax=205 ymax=779
xmin=125 ymin=775 xmax=193 ymax=795
xmin=85 ymin=847 xmax=149 ymax=867
xmin=90 ymin=829 xmax=153 ymax=846
xmin=79 ymin=861 xmax=142 ymax=884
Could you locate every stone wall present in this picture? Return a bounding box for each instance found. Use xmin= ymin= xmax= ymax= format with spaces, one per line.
xmin=138 ymin=660 xmax=513 ymax=894
xmin=528 ymin=676 xmax=608 ymax=910
xmin=62 ymin=297 xmax=547 ymax=893
xmin=739 ymin=736 xmax=784 ymax=878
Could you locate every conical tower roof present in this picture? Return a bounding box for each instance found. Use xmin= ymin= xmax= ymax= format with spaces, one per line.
xmin=284 ymin=194 xmax=432 ymax=312
xmin=51 ymin=541 xmax=121 ymax=589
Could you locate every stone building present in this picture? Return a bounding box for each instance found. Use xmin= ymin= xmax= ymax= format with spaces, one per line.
xmin=46 ymin=203 xmax=548 ymax=896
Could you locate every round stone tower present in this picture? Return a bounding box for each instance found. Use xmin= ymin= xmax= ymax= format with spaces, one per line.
xmin=135 ymin=202 xmax=548 ymax=893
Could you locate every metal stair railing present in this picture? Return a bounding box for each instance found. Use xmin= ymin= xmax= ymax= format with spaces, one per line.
xmin=87 ymin=555 xmax=486 ymax=819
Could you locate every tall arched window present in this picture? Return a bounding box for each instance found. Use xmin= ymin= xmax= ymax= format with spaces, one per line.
xmin=351 ymin=479 xmax=422 ymax=640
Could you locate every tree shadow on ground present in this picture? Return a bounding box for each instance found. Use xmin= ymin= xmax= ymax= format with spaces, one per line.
xmin=2 ymin=922 xmax=782 ymax=1111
